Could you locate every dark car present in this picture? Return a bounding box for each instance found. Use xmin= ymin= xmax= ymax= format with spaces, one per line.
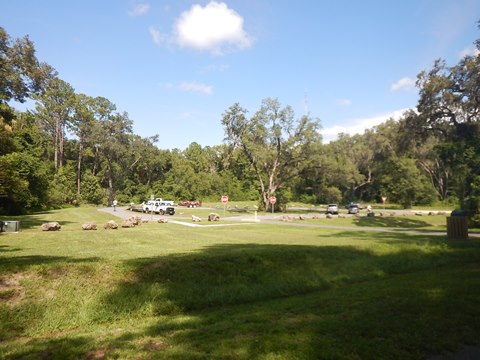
xmin=346 ymin=202 xmax=363 ymax=211
xmin=347 ymin=206 xmax=359 ymax=214
xmin=346 ymin=202 xmax=363 ymax=214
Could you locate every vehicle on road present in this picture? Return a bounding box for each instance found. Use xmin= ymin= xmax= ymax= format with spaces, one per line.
xmin=347 ymin=206 xmax=359 ymax=214
xmin=326 ymin=204 xmax=339 ymax=215
xmin=346 ymin=202 xmax=363 ymax=214
xmin=154 ymin=198 xmax=174 ymax=206
xmin=142 ymin=201 xmax=175 ymax=215
xmin=178 ymin=200 xmax=201 ymax=208
xmin=345 ymin=202 xmax=363 ymax=210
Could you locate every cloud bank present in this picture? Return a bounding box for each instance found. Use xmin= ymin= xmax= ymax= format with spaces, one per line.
xmin=321 ymin=108 xmax=411 ymax=143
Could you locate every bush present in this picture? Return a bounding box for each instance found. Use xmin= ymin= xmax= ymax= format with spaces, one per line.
xmin=81 ymin=172 xmax=105 ymax=205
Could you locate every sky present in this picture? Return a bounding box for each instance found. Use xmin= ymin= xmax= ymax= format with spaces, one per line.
xmin=2 ymin=0 xmax=480 ymax=150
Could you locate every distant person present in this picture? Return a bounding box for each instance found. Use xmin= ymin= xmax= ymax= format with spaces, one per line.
xmin=113 ymin=199 xmax=118 ymax=211
xmin=367 ymin=205 xmax=372 ymax=213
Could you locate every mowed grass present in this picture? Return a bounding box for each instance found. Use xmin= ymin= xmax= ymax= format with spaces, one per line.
xmin=289 ymin=212 xmax=452 ymax=231
xmin=1 ymin=207 xmax=480 ymax=359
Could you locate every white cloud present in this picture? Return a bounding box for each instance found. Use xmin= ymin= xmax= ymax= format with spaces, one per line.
xmin=149 ymin=26 xmax=164 ymax=45
xmin=160 ymin=81 xmax=213 ymax=95
xmin=459 ymin=45 xmax=480 ymax=58
xmin=336 ymin=98 xmax=352 ymax=107
xmin=201 ymin=63 xmax=230 ymax=73
xmin=390 ymin=77 xmax=416 ymax=92
xmin=321 ymin=108 xmax=411 ymax=143
xmin=154 ymin=1 xmax=253 ymax=55
xmin=129 ymin=3 xmax=150 ymax=17
xmin=178 ymin=81 xmax=213 ymax=95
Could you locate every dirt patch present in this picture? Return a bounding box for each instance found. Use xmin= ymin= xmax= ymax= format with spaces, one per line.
xmin=140 ymin=337 xmax=167 ymax=351
xmin=0 ymin=273 xmax=25 ymax=306
xmin=85 ymin=347 xmax=110 ymax=359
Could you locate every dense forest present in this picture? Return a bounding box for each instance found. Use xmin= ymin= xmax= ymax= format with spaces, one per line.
xmin=1 ymin=25 xmax=480 ymax=222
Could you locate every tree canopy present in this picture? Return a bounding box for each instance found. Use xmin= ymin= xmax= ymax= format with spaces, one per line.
xmin=222 ymin=98 xmax=322 ymax=210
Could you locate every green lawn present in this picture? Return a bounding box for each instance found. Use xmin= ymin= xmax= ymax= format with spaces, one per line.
xmin=1 ymin=207 xmax=479 ymax=359
xmin=285 ymin=213 xmax=451 ymax=231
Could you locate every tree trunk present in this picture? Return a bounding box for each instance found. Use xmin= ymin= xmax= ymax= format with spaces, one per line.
xmin=107 ymin=159 xmax=114 ymax=206
xmin=93 ymin=144 xmax=99 ymax=176
xmin=54 ymin=120 xmax=59 ymax=171
xmin=59 ymin=123 xmax=64 ymax=169
xmin=77 ymin=141 xmax=83 ymax=194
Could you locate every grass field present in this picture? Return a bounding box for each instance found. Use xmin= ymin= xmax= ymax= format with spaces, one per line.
xmin=1 ymin=207 xmax=479 ymax=359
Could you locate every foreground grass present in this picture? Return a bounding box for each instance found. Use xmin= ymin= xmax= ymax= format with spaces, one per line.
xmin=1 ymin=207 xmax=479 ymax=359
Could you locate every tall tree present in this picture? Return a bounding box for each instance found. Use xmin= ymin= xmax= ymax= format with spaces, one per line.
xmin=222 ymin=98 xmax=322 ymax=210
xmin=397 ymin=112 xmax=450 ymax=200
xmin=33 ymin=78 xmax=75 ymax=171
xmin=96 ymin=110 xmax=133 ymax=205
xmin=0 ymin=27 xmax=55 ymax=124
xmin=71 ymin=93 xmax=95 ymax=194
xmin=415 ymin=31 xmax=480 ymax=212
xmin=88 ymin=96 xmax=117 ymax=176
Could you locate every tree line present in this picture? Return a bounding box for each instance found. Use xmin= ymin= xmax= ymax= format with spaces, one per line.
xmin=1 ymin=25 xmax=479 ymax=223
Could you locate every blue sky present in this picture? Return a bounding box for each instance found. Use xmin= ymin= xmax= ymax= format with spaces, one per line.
xmin=2 ymin=0 xmax=480 ymax=149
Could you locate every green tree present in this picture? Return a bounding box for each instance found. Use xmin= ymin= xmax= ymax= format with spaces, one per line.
xmin=96 ymin=110 xmax=133 ymax=205
xmin=222 ymin=98 xmax=322 ymax=210
xmin=397 ymin=112 xmax=450 ymax=201
xmin=0 ymin=112 xmax=50 ymax=214
xmin=48 ymin=163 xmax=78 ymax=206
xmin=71 ymin=93 xmax=97 ymax=194
xmin=33 ymin=77 xmax=76 ymax=171
xmin=375 ymin=156 xmax=436 ymax=208
xmin=0 ymin=27 xmax=55 ymax=124
xmin=81 ymin=171 xmax=104 ymax=204
xmin=415 ymin=31 xmax=480 ymax=213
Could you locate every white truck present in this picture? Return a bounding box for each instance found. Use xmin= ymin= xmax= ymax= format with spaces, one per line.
xmin=154 ymin=198 xmax=174 ymax=206
xmin=142 ymin=201 xmax=175 ymax=215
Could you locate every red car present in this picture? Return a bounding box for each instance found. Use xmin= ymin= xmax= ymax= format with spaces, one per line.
xmin=178 ymin=200 xmax=201 ymax=208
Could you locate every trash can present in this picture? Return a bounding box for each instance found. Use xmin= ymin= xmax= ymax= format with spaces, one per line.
xmin=0 ymin=221 xmax=20 ymax=233
xmin=447 ymin=210 xmax=468 ymax=240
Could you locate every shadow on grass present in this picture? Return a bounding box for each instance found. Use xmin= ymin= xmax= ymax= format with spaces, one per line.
xmin=0 ymin=244 xmax=100 ymax=271
xmin=351 ymin=215 xmax=433 ymax=229
xmin=3 ymin=238 xmax=480 ymax=359
xmin=329 ymin=228 xmax=449 ymax=244
xmin=2 ymin=336 xmax=94 ymax=360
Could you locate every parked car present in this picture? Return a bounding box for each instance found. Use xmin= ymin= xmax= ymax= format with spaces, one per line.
xmin=326 ymin=204 xmax=339 ymax=215
xmin=345 ymin=202 xmax=363 ymax=210
xmin=177 ymin=200 xmax=201 ymax=208
xmin=347 ymin=206 xmax=359 ymax=214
